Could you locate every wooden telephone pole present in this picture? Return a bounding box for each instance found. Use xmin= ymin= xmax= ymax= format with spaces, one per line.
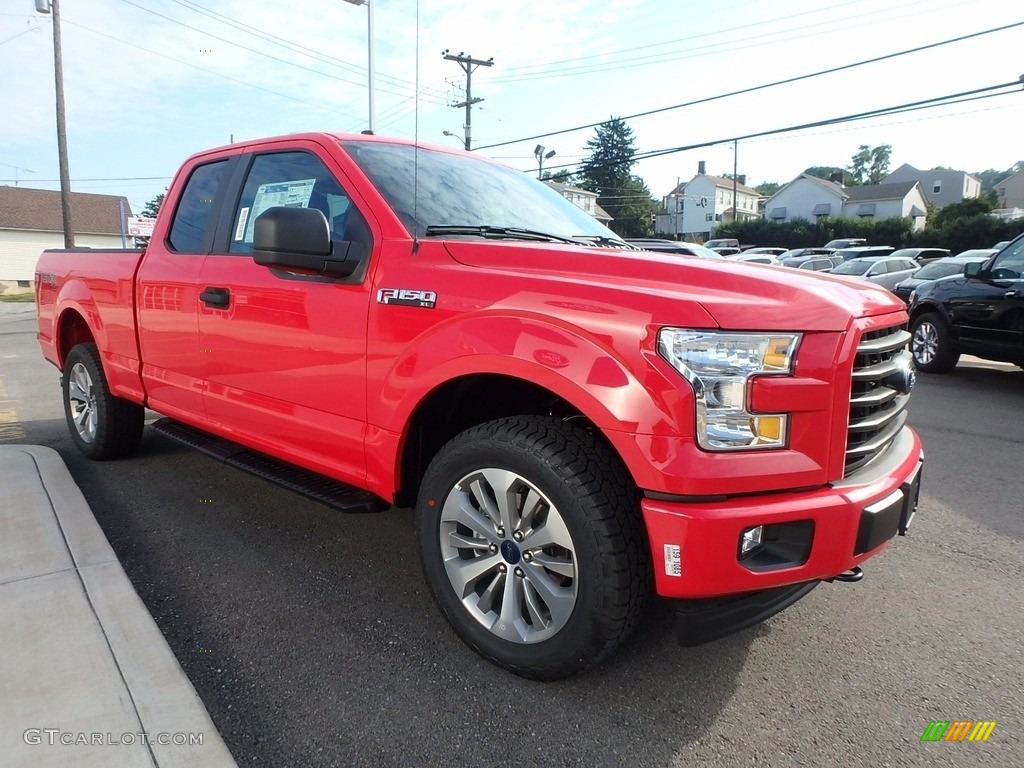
xmin=442 ymin=50 xmax=493 ymax=150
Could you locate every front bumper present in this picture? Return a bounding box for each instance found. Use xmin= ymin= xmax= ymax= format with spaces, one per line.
xmin=641 ymin=426 xmax=923 ymax=601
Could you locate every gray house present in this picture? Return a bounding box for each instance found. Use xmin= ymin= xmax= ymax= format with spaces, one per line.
xmin=882 ymin=164 xmax=981 ymax=208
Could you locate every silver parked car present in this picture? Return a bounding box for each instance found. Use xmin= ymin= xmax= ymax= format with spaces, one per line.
xmin=828 ymin=255 xmax=920 ymax=290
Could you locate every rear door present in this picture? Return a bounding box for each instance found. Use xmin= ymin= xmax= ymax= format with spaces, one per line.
xmin=949 ymin=238 xmax=1024 ymax=359
xmin=196 ymin=141 xmax=376 ymax=484
xmin=136 ymin=157 xmax=234 ymax=423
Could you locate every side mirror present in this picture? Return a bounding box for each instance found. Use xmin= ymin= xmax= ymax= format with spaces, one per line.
xmin=252 ymin=206 xmax=361 ymax=278
xmin=963 ymin=262 xmax=983 ymax=278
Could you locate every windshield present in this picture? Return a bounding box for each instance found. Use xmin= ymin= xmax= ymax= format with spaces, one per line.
xmin=340 ymin=140 xmax=622 ymax=243
xmin=914 ymin=260 xmax=968 ymax=280
xmin=689 ymin=244 xmax=726 ymax=259
xmin=830 ymin=260 xmax=872 ymax=276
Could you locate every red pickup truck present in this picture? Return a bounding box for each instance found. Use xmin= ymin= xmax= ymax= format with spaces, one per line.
xmin=36 ymin=132 xmax=923 ymax=679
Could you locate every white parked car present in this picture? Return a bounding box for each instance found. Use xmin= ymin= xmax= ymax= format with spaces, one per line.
xmin=828 ymin=255 xmax=921 ymax=290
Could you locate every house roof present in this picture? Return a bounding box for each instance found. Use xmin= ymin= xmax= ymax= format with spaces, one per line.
xmin=843 ymin=181 xmax=919 ymax=202
xmin=884 ymin=163 xmax=981 ymax=185
xmin=544 ymin=180 xmax=598 ymax=198
xmin=763 ymin=173 xmax=846 ymax=207
xmin=0 ymin=186 xmax=132 ymax=234
xmin=703 ymin=175 xmax=759 ymax=196
xmin=671 ymin=175 xmax=759 ymax=197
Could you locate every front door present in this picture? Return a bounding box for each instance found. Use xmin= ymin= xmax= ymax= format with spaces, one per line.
xmin=197 ymin=147 xmax=375 ymax=485
xmin=950 ymin=238 xmax=1024 ymax=360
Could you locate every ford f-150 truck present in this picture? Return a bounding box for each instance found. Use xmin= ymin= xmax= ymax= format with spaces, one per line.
xmin=36 ymin=132 xmax=923 ymax=679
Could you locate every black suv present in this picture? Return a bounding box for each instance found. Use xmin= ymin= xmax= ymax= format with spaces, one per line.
xmin=908 ymin=234 xmax=1024 ymax=372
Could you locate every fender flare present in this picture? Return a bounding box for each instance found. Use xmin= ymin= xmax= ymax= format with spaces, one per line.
xmin=370 ymin=313 xmax=693 ymax=493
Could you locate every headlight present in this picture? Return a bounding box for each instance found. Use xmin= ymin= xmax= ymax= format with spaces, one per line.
xmin=657 ymin=329 xmax=801 ymax=451
xmin=908 ymin=289 xmax=917 ymax=305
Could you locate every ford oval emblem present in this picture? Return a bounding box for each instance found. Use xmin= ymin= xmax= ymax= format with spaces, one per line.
xmin=887 ymin=357 xmax=916 ymax=395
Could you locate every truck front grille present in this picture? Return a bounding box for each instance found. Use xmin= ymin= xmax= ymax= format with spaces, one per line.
xmin=845 ymin=324 xmax=913 ymax=476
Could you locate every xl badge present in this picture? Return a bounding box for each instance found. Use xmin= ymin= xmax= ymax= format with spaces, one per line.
xmin=376 ymin=288 xmax=437 ymax=309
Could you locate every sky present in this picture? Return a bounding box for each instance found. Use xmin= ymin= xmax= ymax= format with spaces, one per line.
xmin=2 ymin=0 xmax=1022 ymax=215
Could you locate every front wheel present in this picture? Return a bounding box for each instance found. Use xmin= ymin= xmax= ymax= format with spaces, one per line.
xmin=910 ymin=312 xmax=959 ymax=373
xmin=62 ymin=342 xmax=144 ymax=459
xmin=416 ymin=416 xmax=650 ymax=680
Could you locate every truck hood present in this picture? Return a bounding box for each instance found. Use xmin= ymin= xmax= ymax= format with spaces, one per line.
xmin=444 ymin=241 xmax=905 ymax=331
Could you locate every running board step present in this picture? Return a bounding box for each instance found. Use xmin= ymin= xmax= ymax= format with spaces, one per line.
xmin=150 ymin=418 xmax=388 ymax=513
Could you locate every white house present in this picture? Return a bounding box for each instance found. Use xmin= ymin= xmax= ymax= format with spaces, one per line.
xmin=764 ymin=175 xmax=928 ymax=230
xmin=0 ymin=186 xmax=133 ymax=294
xmin=657 ymin=164 xmax=760 ymax=239
xmin=544 ymin=181 xmax=612 ymax=224
xmin=883 ymin=163 xmax=981 ymax=208
xmin=764 ymin=174 xmax=846 ymax=223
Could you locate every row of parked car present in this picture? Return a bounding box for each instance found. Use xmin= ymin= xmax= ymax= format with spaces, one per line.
xmin=624 ymin=238 xmax=1002 ymax=299
xmin=624 ymin=235 xmax=1024 ymax=374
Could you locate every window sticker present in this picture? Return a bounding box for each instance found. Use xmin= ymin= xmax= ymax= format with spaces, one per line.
xmin=243 ymin=178 xmax=316 ymax=243
xmin=234 ymin=207 xmax=250 ymax=241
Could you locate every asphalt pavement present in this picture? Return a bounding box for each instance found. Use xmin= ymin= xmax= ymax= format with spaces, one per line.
xmin=1 ymin=300 xmax=1022 ymax=767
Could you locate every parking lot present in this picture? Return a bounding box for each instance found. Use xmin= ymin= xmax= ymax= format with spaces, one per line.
xmin=1 ymin=302 xmax=1021 ymax=767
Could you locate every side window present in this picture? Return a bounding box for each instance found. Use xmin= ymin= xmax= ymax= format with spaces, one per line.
xmin=168 ymin=160 xmax=229 ymax=253
xmin=229 ymin=151 xmax=366 ymax=254
xmin=991 ymin=239 xmax=1024 ymax=279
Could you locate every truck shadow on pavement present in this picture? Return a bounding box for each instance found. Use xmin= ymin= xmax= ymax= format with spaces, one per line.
xmin=38 ymin=426 xmax=763 ymax=768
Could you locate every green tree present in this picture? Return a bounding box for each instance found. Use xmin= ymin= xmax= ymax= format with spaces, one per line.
xmin=141 ymin=193 xmax=164 ymax=218
xmin=929 ymin=196 xmax=995 ymax=228
xmin=577 ymin=117 xmax=642 ymax=234
xmin=847 ymin=144 xmax=892 ymax=185
xmin=607 ymin=175 xmax=659 ymax=238
xmin=754 ymin=181 xmax=782 ymax=197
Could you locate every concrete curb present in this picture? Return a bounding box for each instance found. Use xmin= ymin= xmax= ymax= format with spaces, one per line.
xmin=0 ymin=445 xmax=237 ymax=768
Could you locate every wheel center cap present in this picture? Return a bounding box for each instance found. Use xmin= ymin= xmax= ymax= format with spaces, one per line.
xmin=499 ymin=540 xmax=521 ymax=564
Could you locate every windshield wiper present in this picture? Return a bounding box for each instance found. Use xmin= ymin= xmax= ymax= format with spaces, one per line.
xmin=424 ymin=225 xmax=584 ymax=245
xmin=571 ymin=234 xmax=629 ymax=248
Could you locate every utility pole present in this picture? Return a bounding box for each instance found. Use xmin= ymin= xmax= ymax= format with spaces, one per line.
xmin=35 ymin=0 xmax=74 ymax=247
xmin=731 ymin=139 xmax=738 ymax=226
xmin=442 ymin=50 xmax=493 ymax=150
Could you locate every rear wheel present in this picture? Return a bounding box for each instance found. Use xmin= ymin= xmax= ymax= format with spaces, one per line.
xmin=910 ymin=313 xmax=959 ymax=373
xmin=62 ymin=343 xmax=144 ymax=459
xmin=416 ymin=416 xmax=649 ymax=680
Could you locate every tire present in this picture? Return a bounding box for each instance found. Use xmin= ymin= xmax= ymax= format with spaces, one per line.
xmin=416 ymin=416 xmax=650 ymax=680
xmin=62 ymin=342 xmax=144 ymax=460
xmin=910 ymin=312 xmax=960 ymax=373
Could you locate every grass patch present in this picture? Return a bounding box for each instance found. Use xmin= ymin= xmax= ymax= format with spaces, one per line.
xmin=0 ymin=293 xmax=36 ymax=303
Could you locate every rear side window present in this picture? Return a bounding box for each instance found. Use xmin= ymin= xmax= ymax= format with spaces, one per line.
xmin=168 ymin=160 xmax=229 ymax=253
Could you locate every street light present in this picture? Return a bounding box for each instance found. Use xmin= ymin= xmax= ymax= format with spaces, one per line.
xmin=342 ymin=0 xmax=375 ymax=134
xmin=534 ymin=144 xmax=555 ymax=179
xmin=34 ymin=0 xmax=74 ymax=247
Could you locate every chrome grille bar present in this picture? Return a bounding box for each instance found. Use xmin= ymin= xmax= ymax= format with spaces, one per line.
xmin=845 ymin=324 xmax=913 ymax=475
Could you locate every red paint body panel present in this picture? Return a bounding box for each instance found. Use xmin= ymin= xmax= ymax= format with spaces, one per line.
xmin=34 ymin=132 xmax=924 ymax=603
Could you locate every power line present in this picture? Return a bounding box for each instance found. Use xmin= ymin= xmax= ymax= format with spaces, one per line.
xmin=491 ymin=0 xmax=969 ymax=83
xmin=62 ymin=19 xmax=362 ymax=120
xmin=530 ymin=80 xmax=1023 ymax=176
xmin=162 ymin=0 xmax=451 ymax=102
xmin=497 ymin=0 xmax=874 ymax=74
xmin=119 ymin=0 xmax=448 ymax=105
xmin=476 ymin=20 xmax=1024 ymax=151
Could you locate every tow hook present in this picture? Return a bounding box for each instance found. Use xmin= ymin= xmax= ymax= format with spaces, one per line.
xmin=825 ymin=566 xmax=864 ymax=583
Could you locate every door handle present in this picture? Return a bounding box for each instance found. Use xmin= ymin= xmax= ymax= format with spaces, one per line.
xmin=1005 ymin=290 xmax=1019 ymax=298
xmin=200 ymin=287 xmax=231 ymax=308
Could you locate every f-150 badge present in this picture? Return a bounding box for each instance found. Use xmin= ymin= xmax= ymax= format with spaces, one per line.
xmin=377 ymin=288 xmax=437 ymax=308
